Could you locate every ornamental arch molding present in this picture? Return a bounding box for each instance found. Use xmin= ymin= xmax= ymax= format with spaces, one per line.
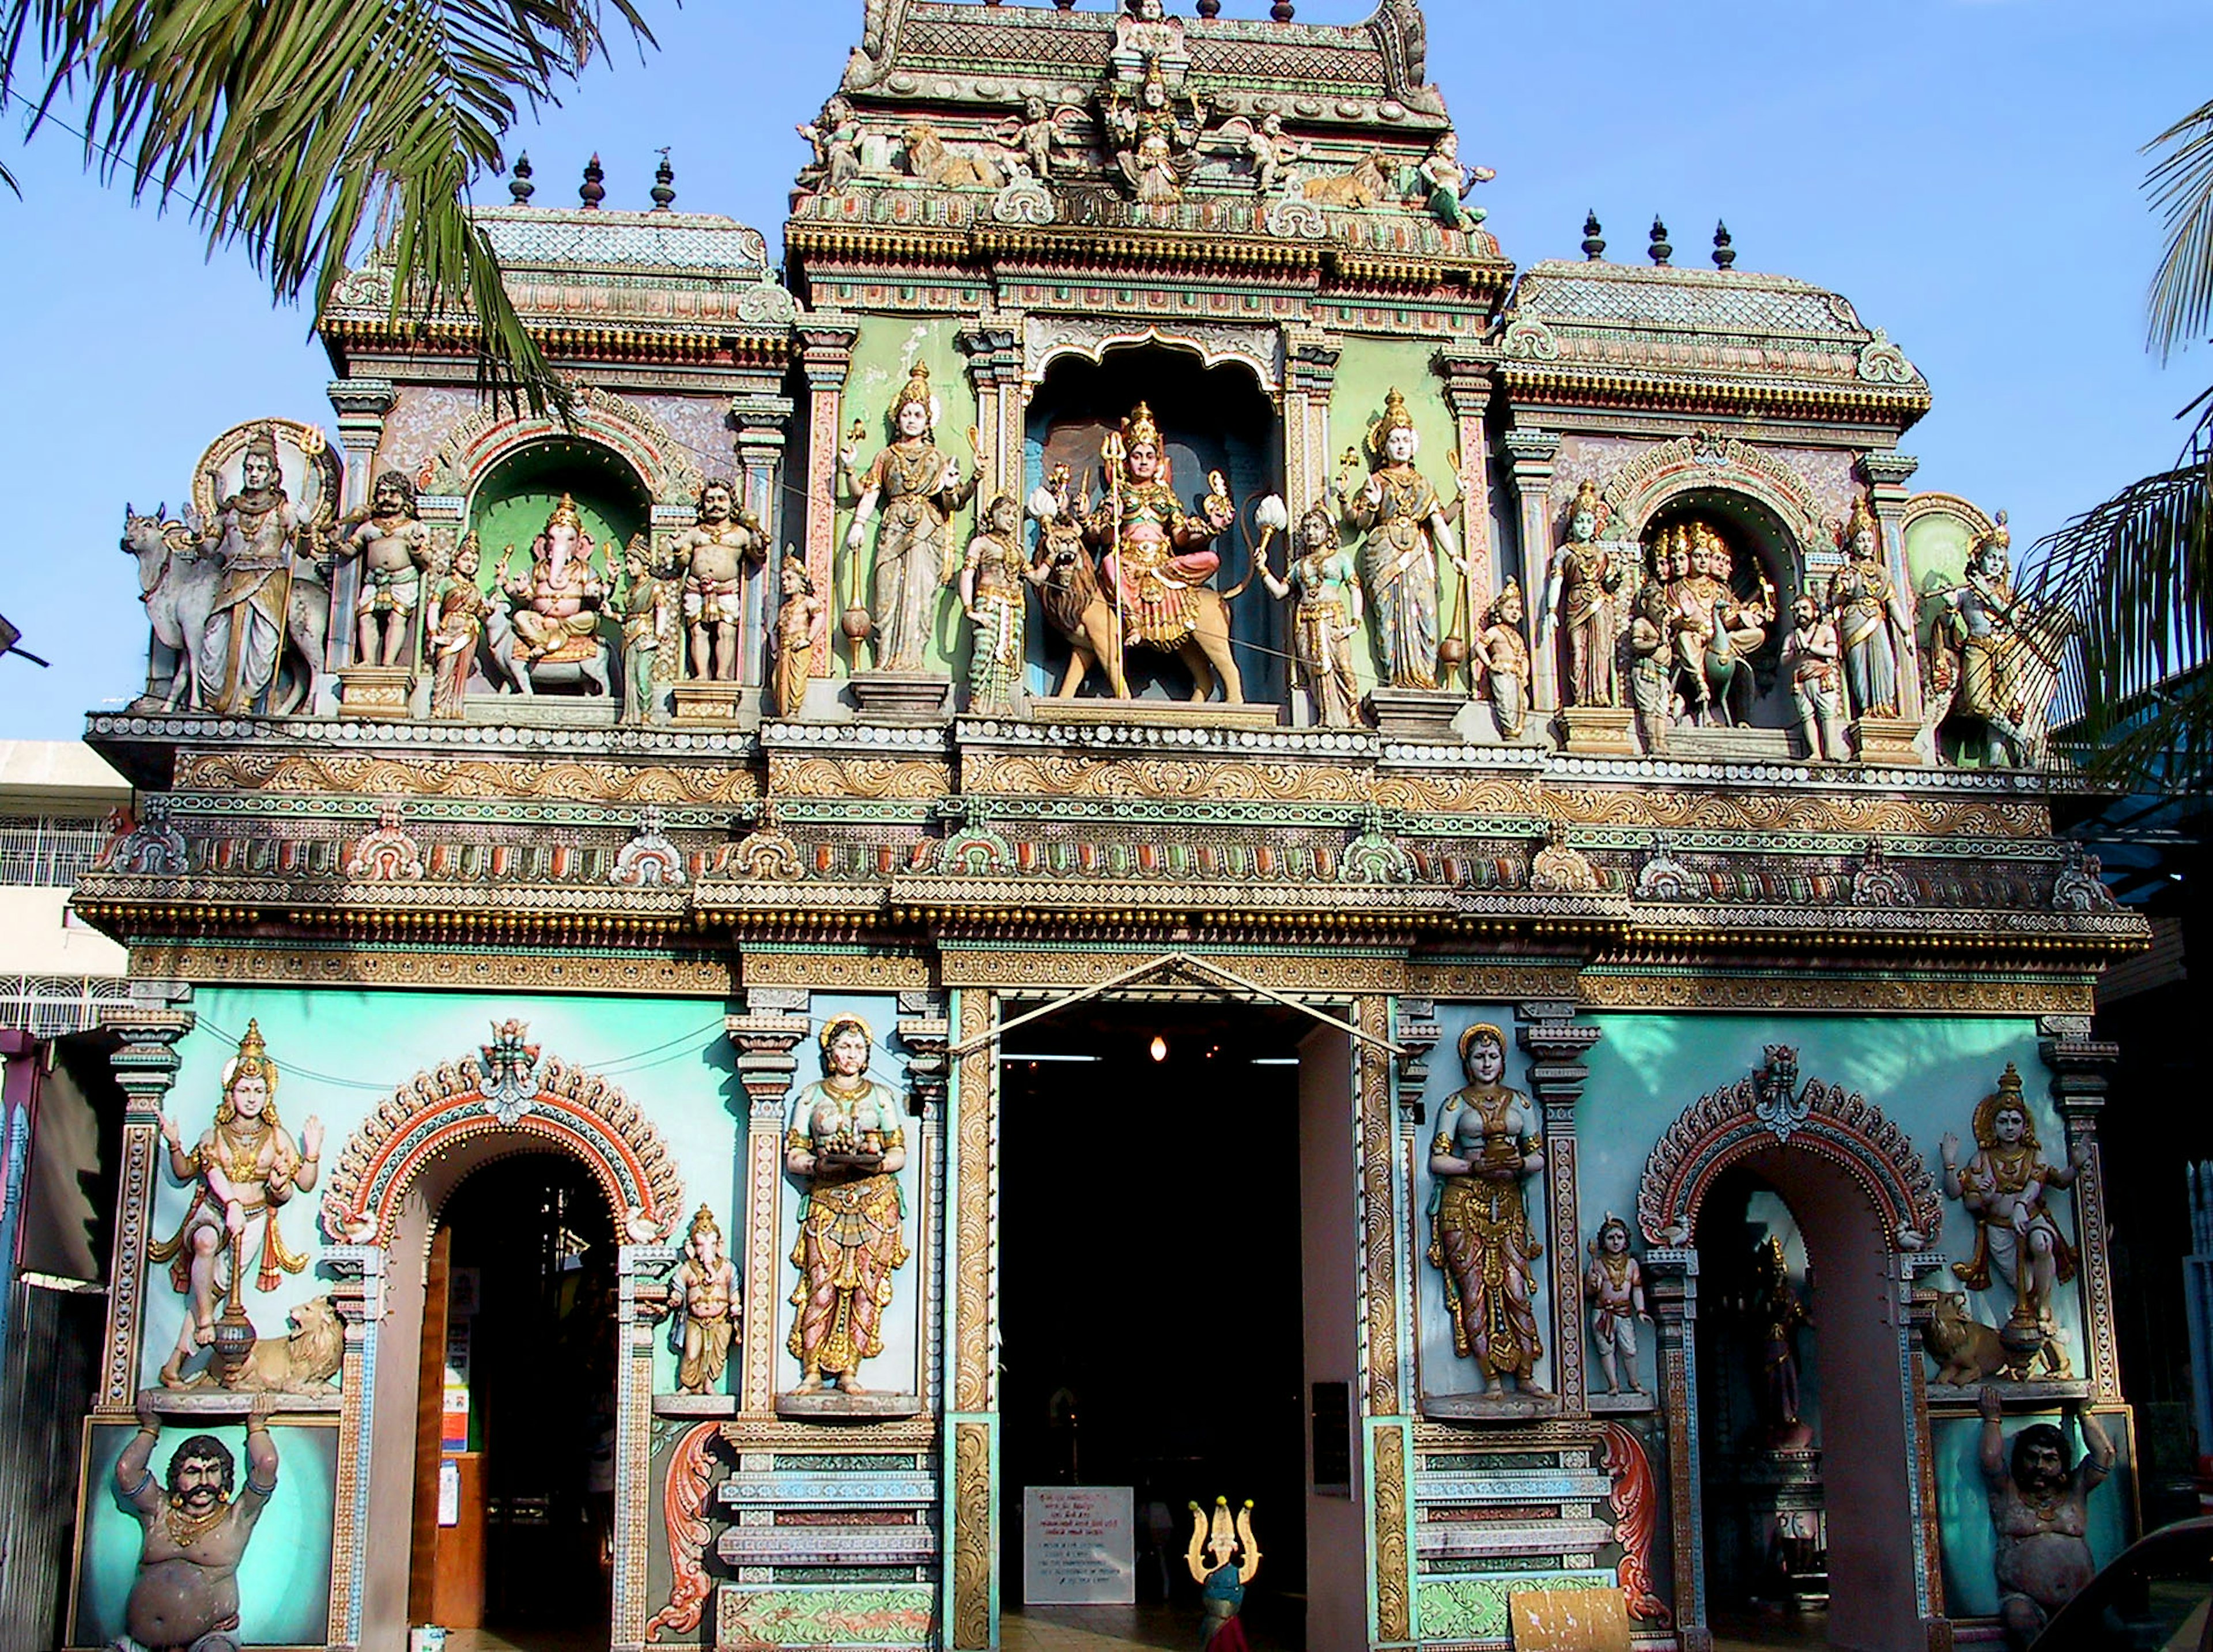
xmin=319 ymin=1023 xmax=685 ymax=1247
xmin=1022 ymin=320 xmax=1283 ymax=396
xmin=1635 ymin=1044 xmax=1943 ymax=1252
xmin=423 ymin=385 xmax=706 ymax=508
xmin=1597 ymin=432 xmax=1829 ymax=565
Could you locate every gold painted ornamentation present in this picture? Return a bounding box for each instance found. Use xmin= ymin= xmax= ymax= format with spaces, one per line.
xmin=767 ymin=754 xmax=952 ymax=801
xmin=127 ymin=943 xmax=733 ymax=998
xmin=953 ymin=992 xmax=994 ymax=1416
xmin=1373 ymin=1423 xmax=1411 ymax=1642
xmin=1540 ymin=786 xmax=2048 ymax=840
xmin=739 ymin=951 xmax=936 ymax=992
xmin=1359 ymin=995 xmax=1400 ymax=1417
xmin=937 ymin=948 xmax=1408 ymax=995
xmin=965 ymin=752 xmax=1374 ymax=806
xmin=175 ymin=750 xmax=762 ymax=804
xmin=1576 ymin=971 xmax=2094 ymax=1016
xmin=953 ymin=1420 xmax=992 ymax=1650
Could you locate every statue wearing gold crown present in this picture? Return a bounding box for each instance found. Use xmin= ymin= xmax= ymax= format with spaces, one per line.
xmin=1427 ymin=1023 xmax=1546 ymax=1394
xmin=1338 ymin=388 xmax=1465 ymax=692
xmin=670 ymin=1205 xmax=740 ymax=1396
xmin=1826 ymin=494 xmax=1916 ymax=720
xmin=493 ymin=493 xmax=610 ymax=695
xmin=149 ymin=1022 xmax=323 ymax=1388
xmin=1933 ymin=511 xmax=2052 ymax=766
xmin=1185 ymin=1496 xmax=1262 ymax=1652
xmin=784 ymin=1015 xmax=910 ymax=1396
xmin=1940 ymin=1064 xmax=2087 ymax=1352
xmin=840 ymin=362 xmax=979 ymax=674
xmin=195 ymin=422 xmax=327 ymax=716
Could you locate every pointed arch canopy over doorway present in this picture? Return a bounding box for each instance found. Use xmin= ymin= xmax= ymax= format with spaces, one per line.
xmin=318 ymin=1019 xmax=686 ymax=1246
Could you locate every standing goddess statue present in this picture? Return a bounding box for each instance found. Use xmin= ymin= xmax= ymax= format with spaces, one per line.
xmin=785 ymin=1016 xmax=910 ymax=1395
xmin=1427 ymin=1023 xmax=1546 ymax=1393
xmin=1827 ymin=496 xmax=1916 ymax=719
xmin=1543 ymin=479 xmax=1621 ymax=707
xmin=148 ymin=1021 xmax=323 ymax=1387
xmin=770 ymin=555 xmax=825 ymax=719
xmin=959 ymin=493 xmax=1029 ymax=714
xmin=841 ymin=362 xmax=977 ymax=672
xmin=1254 ymin=504 xmax=1363 ymax=728
xmin=1340 ymin=388 xmax=1462 ymax=691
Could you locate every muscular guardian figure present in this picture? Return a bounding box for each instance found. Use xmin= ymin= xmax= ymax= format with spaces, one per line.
xmin=1978 ymin=1384 xmax=2113 ymax=1649
xmin=112 ymin=1392 xmax=279 ymax=1652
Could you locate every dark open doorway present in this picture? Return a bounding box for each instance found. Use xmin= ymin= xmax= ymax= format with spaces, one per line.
xmin=998 ymin=999 xmax=1312 ymax=1650
xmin=408 ymin=1154 xmax=616 ymax=1645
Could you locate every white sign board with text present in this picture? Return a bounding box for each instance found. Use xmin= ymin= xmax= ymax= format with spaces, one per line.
xmin=1022 ymin=1485 xmax=1136 ymax=1605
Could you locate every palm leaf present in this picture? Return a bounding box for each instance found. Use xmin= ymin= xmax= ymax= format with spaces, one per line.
xmin=2147 ymin=97 xmax=2213 ymax=362
xmin=2025 ymin=406 xmax=2213 ymax=791
xmin=1 ymin=0 xmax=656 ymax=411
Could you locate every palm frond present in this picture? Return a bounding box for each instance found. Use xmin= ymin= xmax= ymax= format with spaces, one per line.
xmin=2147 ymin=98 xmax=2213 ymax=362
xmin=2 ymin=0 xmax=655 ymax=411
xmin=2024 ymin=406 xmax=2213 ymax=791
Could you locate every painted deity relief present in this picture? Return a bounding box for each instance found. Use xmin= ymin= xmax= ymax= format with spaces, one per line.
xmin=149 ymin=1021 xmax=323 ymax=1388
xmin=1975 ymin=1386 xmax=2114 ymax=1650
xmin=1339 ymin=388 xmax=1464 ymax=693
xmin=1426 ymin=1023 xmax=1546 ymax=1396
xmin=770 ymin=554 xmax=825 ymax=718
xmin=490 ymin=493 xmax=612 ymax=696
xmin=784 ymin=1015 xmax=910 ymax=1398
xmin=1585 ymin=1214 xmax=1651 ymax=1397
xmin=1542 ymin=479 xmax=1622 ymax=709
xmin=959 ymin=493 xmax=1030 ymax=715
xmin=1254 ymin=500 xmax=1363 ymax=728
xmin=331 ymin=468 xmax=433 ymax=670
xmin=111 ymin=1393 xmax=282 ymax=1652
xmin=670 ymin=477 xmax=767 ymax=684
xmin=669 ymin=1204 xmax=739 ymax=1396
xmin=840 ymin=363 xmax=979 ymax=674
xmin=1827 ymin=494 xmax=1916 ymax=720
xmin=190 ymin=421 xmax=337 ymax=717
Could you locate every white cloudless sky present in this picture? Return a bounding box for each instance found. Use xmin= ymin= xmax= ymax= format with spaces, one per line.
xmin=1 ymin=0 xmax=2207 ymax=736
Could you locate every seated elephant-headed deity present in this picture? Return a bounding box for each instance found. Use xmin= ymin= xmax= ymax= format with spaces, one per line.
xmin=486 ymin=494 xmax=613 ymax=697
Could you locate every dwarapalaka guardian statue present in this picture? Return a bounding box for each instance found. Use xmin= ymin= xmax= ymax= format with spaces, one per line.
xmin=115 ymin=1391 xmax=281 ymax=1652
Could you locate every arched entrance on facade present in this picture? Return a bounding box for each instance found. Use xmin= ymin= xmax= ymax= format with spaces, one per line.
xmin=322 ymin=1027 xmax=685 ymax=1652
xmin=955 ymin=957 xmax=1388 ymax=1652
xmin=1638 ymin=1048 xmax=1945 ymax=1652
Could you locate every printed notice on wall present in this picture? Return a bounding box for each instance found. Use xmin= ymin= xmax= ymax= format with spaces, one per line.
xmin=1022 ymin=1485 xmax=1135 ymax=1605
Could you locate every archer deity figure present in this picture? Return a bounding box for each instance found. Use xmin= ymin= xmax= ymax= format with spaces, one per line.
xmin=1752 ymin=1234 xmax=1812 ymax=1447
xmin=1105 ymin=59 xmax=1206 ymax=203
xmin=333 ymin=468 xmax=433 ymax=668
xmin=1586 ymin=1214 xmax=1652 ymax=1396
xmin=1978 ymin=1385 xmax=2114 ymax=1650
xmin=959 ymin=493 xmax=1030 ymax=715
xmin=1783 ymin=593 xmax=1848 ymax=760
xmin=1941 ymin=1063 xmax=2087 ymax=1344
xmin=195 ymin=424 xmax=321 ymax=716
xmin=1339 ymin=388 xmax=1463 ymax=691
xmin=614 ymin=535 xmax=671 ymax=724
xmin=149 ymin=1022 xmax=323 ymax=1388
xmin=1544 ymin=479 xmax=1622 ymax=708
xmin=428 ymin=532 xmax=490 ymax=719
xmin=1255 ymin=503 xmax=1364 ymax=728
xmin=1185 ymin=1497 xmax=1262 ymax=1652
xmin=1827 ymin=494 xmax=1917 ymax=719
xmin=1428 ymin=1024 xmax=1546 ymax=1393
xmin=671 ymin=1205 xmax=739 ymax=1396
xmin=1419 ymin=130 xmax=1495 ymax=230
xmin=841 ymin=362 xmax=978 ymax=672
xmin=770 ymin=555 xmax=825 ymax=719
xmin=499 ymin=494 xmax=606 ymax=666
xmin=1480 ymin=581 xmax=1531 ymax=740
xmin=785 ymin=1016 xmax=910 ymax=1395
xmin=671 ymin=478 xmax=766 ymax=683
xmin=113 ymin=1391 xmax=280 ymax=1652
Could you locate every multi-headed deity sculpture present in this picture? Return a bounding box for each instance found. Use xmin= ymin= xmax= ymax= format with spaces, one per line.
xmin=197 ymin=423 xmax=326 ymax=716
xmin=494 ymin=494 xmax=610 ymax=694
xmin=149 ymin=1021 xmax=323 ymax=1387
xmin=1827 ymin=496 xmax=1916 ymax=720
xmin=1585 ymin=1214 xmax=1652 ymax=1396
xmin=333 ymin=469 xmax=433 ymax=669
xmin=1255 ymin=501 xmax=1363 ymax=728
xmin=1976 ymin=1384 xmax=2113 ymax=1650
xmin=1544 ymin=479 xmax=1621 ymax=708
xmin=771 ymin=555 xmax=824 ymax=719
xmin=670 ymin=479 xmax=766 ymax=683
xmin=114 ymin=1390 xmax=281 ymax=1652
xmin=1428 ymin=1024 xmax=1546 ymax=1394
xmin=785 ymin=1016 xmax=909 ymax=1396
xmin=958 ymin=493 xmax=1030 ymax=715
xmin=1654 ymin=521 xmax=1766 ymax=727
xmin=841 ymin=363 xmax=978 ymax=674
xmin=1940 ymin=1063 xmax=2086 ymax=1355
xmin=1340 ymin=388 xmax=1461 ymax=693
xmin=671 ymin=1205 xmax=739 ymax=1396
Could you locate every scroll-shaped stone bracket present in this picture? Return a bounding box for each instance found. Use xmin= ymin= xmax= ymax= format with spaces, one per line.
xmin=896 ymin=989 xmax=951 ymax=1118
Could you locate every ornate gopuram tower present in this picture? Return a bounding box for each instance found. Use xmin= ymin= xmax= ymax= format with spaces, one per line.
xmin=65 ymin=3 xmax=2148 ymax=1651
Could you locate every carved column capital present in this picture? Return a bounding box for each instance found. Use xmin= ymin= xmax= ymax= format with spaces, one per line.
xmin=1286 ymin=334 xmax=1341 ymax=397
xmin=2040 ymin=1022 xmax=2118 ymax=1127
xmin=956 ymin=324 xmax=1022 ymax=387
xmin=1855 ymin=449 xmax=1921 ymax=494
xmin=1501 ymin=426 xmax=1562 ymax=486
xmin=726 ymin=989 xmax=810 ymax=1120
xmin=1433 ymin=353 xmax=1494 ymax=420
xmin=1393 ymin=996 xmax=1440 ymax=1105
xmin=99 ymin=998 xmax=196 ymax=1124
xmin=896 ymin=989 xmax=951 ymax=1116
xmin=730 ymin=392 xmax=795 ymax=448
xmin=1516 ymin=1001 xmax=1599 ymax=1128
xmin=796 ymin=317 xmax=860 ymax=389
xmin=1642 ymin=1247 xmax=1698 ymax=1324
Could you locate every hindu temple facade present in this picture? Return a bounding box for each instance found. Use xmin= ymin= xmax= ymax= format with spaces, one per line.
xmin=64 ymin=3 xmax=2149 ymax=1650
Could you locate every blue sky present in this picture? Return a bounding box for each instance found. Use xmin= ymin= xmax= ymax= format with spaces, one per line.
xmin=1 ymin=0 xmax=2207 ymax=738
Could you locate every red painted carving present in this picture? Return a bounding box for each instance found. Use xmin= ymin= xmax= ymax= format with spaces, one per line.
xmin=645 ymin=1421 xmax=722 ymax=1642
xmin=1599 ymin=1419 xmax=1674 ymax=1628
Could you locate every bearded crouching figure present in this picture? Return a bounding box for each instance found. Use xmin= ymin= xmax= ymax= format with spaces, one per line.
xmin=1978 ymin=1385 xmax=2114 ymax=1650
xmin=1428 ymin=1024 xmax=1546 ymax=1394
xmin=113 ymin=1391 xmax=280 ymax=1652
xmin=785 ymin=1016 xmax=909 ymax=1395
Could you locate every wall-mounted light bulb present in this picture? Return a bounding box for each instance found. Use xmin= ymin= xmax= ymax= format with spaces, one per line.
xmin=1149 ymin=1035 xmax=1168 ymax=1063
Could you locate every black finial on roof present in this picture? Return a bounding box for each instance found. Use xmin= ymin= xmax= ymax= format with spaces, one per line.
xmin=1271 ymin=0 xmax=1297 ymax=18
xmin=509 ymin=153 xmax=535 ymax=205
xmin=1648 ymin=215 xmax=1671 ymax=267
xmin=651 ymin=149 xmax=675 ymax=211
xmin=1581 ymin=210 xmax=1605 ymax=262
xmin=1195 ymin=0 xmax=1221 ymax=15
xmin=1712 ymin=220 xmax=1736 ymax=270
xmin=580 ymin=153 xmax=606 ymax=210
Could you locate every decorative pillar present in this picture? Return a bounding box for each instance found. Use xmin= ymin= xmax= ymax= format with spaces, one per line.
xmin=1283 ymin=331 xmax=1339 ymax=527
xmin=1502 ymin=427 xmax=1562 ymax=710
xmin=725 ymin=990 xmax=809 ymax=1413
xmin=1645 ymin=1247 xmax=1709 ymax=1652
xmin=1393 ymin=996 xmax=1440 ymax=1103
xmin=1358 ymin=994 xmax=1413 ymax=1646
xmin=1519 ymin=1001 xmax=1599 ymax=1415
xmin=1897 ymin=1250 xmax=1951 ymax=1639
xmin=796 ymin=318 xmax=859 ymax=672
xmin=1436 ymin=355 xmax=1496 ymax=679
xmin=323 ymin=1244 xmax=384 ymax=1652
xmin=2041 ymin=1014 xmax=2124 ymax=1401
xmin=1853 ymin=451 xmax=1927 ymax=762
xmin=94 ymin=987 xmax=194 ymax=1412
xmin=896 ymin=990 xmax=951 ymax=1117
xmin=614 ymin=1242 xmax=678 ymax=1652
xmin=946 ymin=988 xmax=999 ymax=1651
xmin=956 ymin=323 xmax=1025 ymax=504
xmin=731 ymin=392 xmax=796 ymax=693
xmin=325 ymin=379 xmax=397 ymax=676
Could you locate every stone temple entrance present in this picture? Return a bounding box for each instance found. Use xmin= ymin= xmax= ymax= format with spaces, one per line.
xmin=994 ymin=997 xmax=1346 ymax=1651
